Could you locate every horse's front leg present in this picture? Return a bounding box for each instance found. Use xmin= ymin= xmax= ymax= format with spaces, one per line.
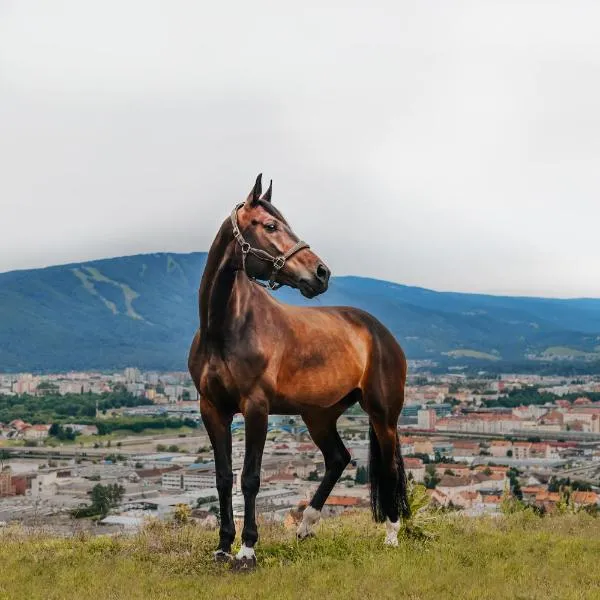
xmin=200 ymin=397 xmax=235 ymax=561
xmin=234 ymin=397 xmax=269 ymax=570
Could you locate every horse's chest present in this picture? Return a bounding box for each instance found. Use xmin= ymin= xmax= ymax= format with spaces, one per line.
xmin=198 ymin=352 xmax=263 ymax=401
xmin=198 ymin=358 xmax=236 ymax=400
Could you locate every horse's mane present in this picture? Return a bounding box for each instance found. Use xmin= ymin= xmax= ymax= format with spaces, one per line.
xmin=198 ymin=217 xmax=234 ymax=328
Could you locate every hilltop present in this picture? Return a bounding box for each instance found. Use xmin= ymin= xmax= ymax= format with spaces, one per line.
xmin=2 ymin=252 xmax=600 ymax=371
xmin=1 ymin=511 xmax=599 ymax=599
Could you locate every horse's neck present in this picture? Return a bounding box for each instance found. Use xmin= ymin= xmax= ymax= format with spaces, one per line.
xmin=199 ymin=220 xmax=253 ymax=349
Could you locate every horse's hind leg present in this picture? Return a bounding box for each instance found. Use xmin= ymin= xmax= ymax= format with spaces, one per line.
xmin=297 ymin=411 xmax=351 ymax=539
xmin=369 ymin=418 xmax=409 ymax=546
xmin=360 ymin=339 xmax=409 ymax=547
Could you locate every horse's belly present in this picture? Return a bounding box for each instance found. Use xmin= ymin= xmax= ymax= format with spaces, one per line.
xmin=274 ymin=369 xmax=360 ymax=411
xmin=272 ymin=332 xmax=368 ymax=410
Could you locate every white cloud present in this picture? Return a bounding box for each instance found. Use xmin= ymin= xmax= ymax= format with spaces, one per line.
xmin=1 ymin=0 xmax=599 ymax=296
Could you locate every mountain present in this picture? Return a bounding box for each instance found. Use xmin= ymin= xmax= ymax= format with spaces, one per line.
xmin=1 ymin=252 xmax=600 ymax=372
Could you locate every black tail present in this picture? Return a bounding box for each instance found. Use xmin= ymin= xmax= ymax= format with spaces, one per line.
xmin=369 ymin=424 xmax=410 ymax=522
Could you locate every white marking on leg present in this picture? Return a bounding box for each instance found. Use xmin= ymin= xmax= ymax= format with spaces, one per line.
xmin=384 ymin=518 xmax=400 ymax=547
xmin=297 ymin=506 xmax=321 ymax=539
xmin=235 ymin=544 xmax=256 ymax=561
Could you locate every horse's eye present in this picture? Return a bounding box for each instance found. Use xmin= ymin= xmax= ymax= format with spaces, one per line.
xmin=265 ymin=223 xmax=277 ymax=232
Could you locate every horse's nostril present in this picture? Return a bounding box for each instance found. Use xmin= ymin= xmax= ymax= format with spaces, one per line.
xmin=316 ymin=264 xmax=330 ymax=283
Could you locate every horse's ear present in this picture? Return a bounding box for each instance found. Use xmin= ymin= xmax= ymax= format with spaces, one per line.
xmin=245 ymin=173 xmax=262 ymax=206
xmin=261 ymin=179 xmax=272 ymax=202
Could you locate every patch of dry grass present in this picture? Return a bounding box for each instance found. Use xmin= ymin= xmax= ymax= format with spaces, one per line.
xmin=0 ymin=511 xmax=599 ymax=600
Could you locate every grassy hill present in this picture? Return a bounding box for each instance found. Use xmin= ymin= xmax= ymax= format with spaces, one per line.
xmin=538 ymin=346 xmax=600 ymax=361
xmin=1 ymin=512 xmax=599 ymax=599
xmin=443 ymin=349 xmax=501 ymax=361
xmin=2 ymin=252 xmax=600 ymax=371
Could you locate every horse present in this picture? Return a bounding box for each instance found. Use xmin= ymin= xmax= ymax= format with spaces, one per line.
xmin=188 ymin=174 xmax=410 ymax=569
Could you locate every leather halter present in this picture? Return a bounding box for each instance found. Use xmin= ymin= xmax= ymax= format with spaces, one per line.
xmin=230 ymin=202 xmax=310 ymax=290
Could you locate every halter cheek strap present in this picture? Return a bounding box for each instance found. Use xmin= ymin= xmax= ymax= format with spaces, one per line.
xmin=230 ymin=203 xmax=310 ymax=290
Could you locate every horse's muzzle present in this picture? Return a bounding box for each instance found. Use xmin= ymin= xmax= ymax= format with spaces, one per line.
xmin=298 ymin=263 xmax=330 ymax=298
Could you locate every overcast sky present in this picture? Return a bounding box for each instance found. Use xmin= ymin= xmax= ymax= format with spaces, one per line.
xmin=1 ymin=1 xmax=599 ymax=297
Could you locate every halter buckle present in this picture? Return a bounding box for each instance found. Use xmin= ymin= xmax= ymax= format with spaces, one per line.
xmin=273 ymin=256 xmax=285 ymax=270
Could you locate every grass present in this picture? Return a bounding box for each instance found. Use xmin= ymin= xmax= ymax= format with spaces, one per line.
xmin=1 ymin=511 xmax=600 ymax=600
xmin=0 ymin=439 xmax=26 ymax=448
xmin=443 ymin=349 xmax=500 ymax=361
xmin=75 ymin=426 xmax=198 ymax=446
xmin=541 ymin=346 xmax=600 ymax=360
xmin=0 ymin=427 xmax=199 ymax=449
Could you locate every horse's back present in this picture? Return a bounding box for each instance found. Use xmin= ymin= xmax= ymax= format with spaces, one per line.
xmin=323 ymin=304 xmax=407 ymax=376
xmin=283 ymin=304 xmax=405 ymax=363
xmin=275 ymin=303 xmax=407 ymax=400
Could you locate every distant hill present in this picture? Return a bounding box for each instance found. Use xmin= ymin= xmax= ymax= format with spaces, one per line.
xmin=1 ymin=252 xmax=600 ymax=372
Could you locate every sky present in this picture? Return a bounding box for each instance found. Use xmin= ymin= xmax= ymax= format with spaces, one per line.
xmin=1 ymin=1 xmax=599 ymax=297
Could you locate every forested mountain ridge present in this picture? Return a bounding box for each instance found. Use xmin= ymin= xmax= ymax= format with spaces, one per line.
xmin=1 ymin=252 xmax=599 ymax=371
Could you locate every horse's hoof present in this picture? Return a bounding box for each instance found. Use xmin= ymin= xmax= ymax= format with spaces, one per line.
xmin=296 ymin=531 xmax=315 ymax=541
xmin=213 ymin=550 xmax=233 ymax=563
xmin=384 ymin=537 xmax=399 ymax=547
xmin=232 ymin=556 xmax=257 ymax=571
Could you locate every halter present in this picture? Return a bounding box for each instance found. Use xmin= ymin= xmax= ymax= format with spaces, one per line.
xmin=230 ymin=202 xmax=310 ymax=290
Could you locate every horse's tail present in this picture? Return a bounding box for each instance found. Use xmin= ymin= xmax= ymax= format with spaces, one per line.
xmin=369 ymin=423 xmax=410 ymax=522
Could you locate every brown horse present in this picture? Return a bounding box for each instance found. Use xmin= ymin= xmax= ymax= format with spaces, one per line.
xmin=188 ymin=175 xmax=409 ymax=568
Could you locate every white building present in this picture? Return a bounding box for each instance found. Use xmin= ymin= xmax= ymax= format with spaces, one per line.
xmin=161 ymin=469 xmax=218 ymax=492
xmin=183 ymin=472 xmax=216 ymax=491
xmin=23 ymin=425 xmax=51 ymax=441
xmin=31 ymin=472 xmax=58 ymax=498
xmin=124 ymin=368 xmax=141 ymax=383
xmin=161 ymin=472 xmax=183 ymax=491
xmin=513 ymin=405 xmax=550 ymax=420
xmin=436 ymin=415 xmax=520 ymax=434
xmin=417 ymin=409 xmax=437 ymax=430
xmin=13 ymin=374 xmax=38 ymax=395
xmin=562 ymin=410 xmax=600 ymax=433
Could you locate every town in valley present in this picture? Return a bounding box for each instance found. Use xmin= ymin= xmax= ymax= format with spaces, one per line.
xmin=1 ymin=362 xmax=600 ymax=533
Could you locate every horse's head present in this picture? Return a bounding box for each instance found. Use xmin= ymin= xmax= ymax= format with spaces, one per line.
xmin=231 ymin=174 xmax=330 ymax=298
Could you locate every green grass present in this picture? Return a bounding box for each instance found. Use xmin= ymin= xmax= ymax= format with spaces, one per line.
xmin=0 ymin=439 xmax=26 ymax=448
xmin=77 ymin=426 xmax=198 ymax=445
xmin=541 ymin=346 xmax=600 ymax=359
xmin=1 ymin=511 xmax=600 ymax=599
xmin=443 ymin=349 xmax=500 ymax=361
xmin=0 ymin=427 xmax=199 ymax=449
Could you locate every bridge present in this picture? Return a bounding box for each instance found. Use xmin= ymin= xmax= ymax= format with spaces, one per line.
xmin=231 ymin=420 xmax=308 ymax=436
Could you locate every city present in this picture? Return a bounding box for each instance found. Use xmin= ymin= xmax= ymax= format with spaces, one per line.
xmin=1 ymin=365 xmax=599 ymax=533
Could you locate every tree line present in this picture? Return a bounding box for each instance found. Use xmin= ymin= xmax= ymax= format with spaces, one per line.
xmin=0 ymin=389 xmax=200 ymax=437
xmin=0 ymin=389 xmax=152 ymax=424
xmin=482 ymin=386 xmax=600 ymax=409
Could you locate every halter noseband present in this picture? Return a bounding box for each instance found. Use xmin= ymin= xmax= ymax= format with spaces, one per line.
xmin=230 ymin=203 xmax=310 ymax=290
